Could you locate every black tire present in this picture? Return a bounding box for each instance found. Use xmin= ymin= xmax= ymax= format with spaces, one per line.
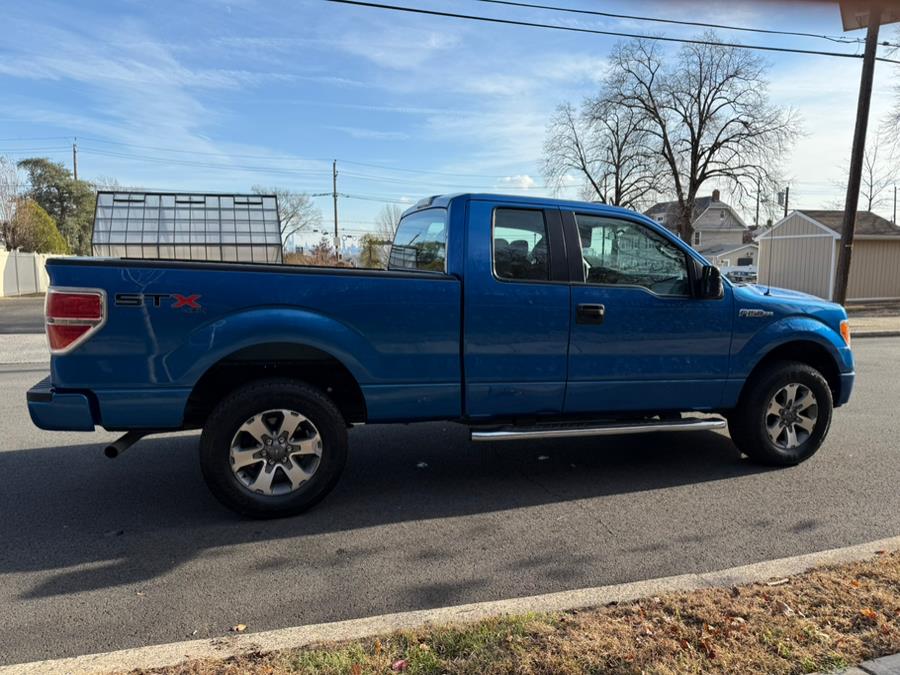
xmin=199 ymin=379 xmax=348 ymax=518
xmin=729 ymin=361 xmax=833 ymax=466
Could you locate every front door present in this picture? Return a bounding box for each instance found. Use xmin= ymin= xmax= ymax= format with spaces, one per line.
xmin=562 ymin=211 xmax=733 ymax=414
xmin=463 ymin=200 xmax=570 ymax=419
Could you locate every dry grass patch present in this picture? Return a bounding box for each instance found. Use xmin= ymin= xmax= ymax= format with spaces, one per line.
xmin=132 ymin=551 xmax=899 ymax=675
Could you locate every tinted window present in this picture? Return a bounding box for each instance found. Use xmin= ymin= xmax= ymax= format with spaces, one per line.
xmin=575 ymin=214 xmax=689 ymax=296
xmin=493 ymin=209 xmax=550 ymax=281
xmin=388 ymin=208 xmax=448 ymax=273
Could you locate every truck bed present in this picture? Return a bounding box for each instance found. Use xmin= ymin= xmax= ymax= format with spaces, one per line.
xmin=44 ymin=257 xmax=463 ymax=428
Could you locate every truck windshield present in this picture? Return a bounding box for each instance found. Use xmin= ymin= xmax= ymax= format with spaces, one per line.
xmin=388 ymin=208 xmax=448 ymax=273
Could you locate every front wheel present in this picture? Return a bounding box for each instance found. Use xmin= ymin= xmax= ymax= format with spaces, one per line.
xmin=729 ymin=361 xmax=833 ymax=466
xmin=199 ymin=379 xmax=348 ymax=518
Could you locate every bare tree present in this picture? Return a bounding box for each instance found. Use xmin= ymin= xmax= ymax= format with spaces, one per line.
xmin=377 ymin=203 xmax=403 ymax=240
xmin=0 ymin=156 xmax=24 ymax=250
xmin=358 ymin=203 xmax=404 ymax=268
xmin=543 ymin=101 xmax=663 ymax=209
xmin=604 ymin=35 xmax=800 ymax=241
xmin=832 ymin=131 xmax=896 ymax=212
xmin=252 ymin=186 xmax=322 ymax=246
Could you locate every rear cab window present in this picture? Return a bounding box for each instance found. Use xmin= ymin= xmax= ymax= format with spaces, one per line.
xmin=388 ymin=208 xmax=448 ymax=273
xmin=493 ymin=208 xmax=550 ymax=282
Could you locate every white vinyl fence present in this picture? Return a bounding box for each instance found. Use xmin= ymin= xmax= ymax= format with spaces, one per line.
xmin=0 ymin=251 xmax=70 ymax=297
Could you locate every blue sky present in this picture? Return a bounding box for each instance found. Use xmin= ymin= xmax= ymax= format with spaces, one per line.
xmin=1 ymin=0 xmax=897 ymax=248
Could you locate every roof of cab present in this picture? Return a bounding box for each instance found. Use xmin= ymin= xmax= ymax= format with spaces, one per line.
xmin=400 ymin=193 xmax=645 ymax=220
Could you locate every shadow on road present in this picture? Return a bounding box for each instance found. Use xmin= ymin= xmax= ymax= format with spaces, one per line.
xmin=0 ymin=423 xmax=769 ymax=599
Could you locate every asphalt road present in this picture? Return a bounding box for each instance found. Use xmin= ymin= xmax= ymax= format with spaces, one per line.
xmin=0 ymin=297 xmax=45 ymax=334
xmin=1 ymin=340 xmax=899 ymax=667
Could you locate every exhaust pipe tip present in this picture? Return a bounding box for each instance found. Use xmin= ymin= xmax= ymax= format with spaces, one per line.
xmin=103 ymin=431 xmax=149 ymax=459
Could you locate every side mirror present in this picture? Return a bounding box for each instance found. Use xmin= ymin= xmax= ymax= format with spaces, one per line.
xmin=699 ymin=265 xmax=724 ymax=299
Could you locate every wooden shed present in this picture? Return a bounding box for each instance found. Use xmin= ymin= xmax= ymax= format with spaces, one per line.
xmin=756 ymin=210 xmax=900 ymax=301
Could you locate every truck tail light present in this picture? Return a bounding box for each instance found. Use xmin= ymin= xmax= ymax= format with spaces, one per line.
xmin=45 ymin=288 xmax=106 ymax=353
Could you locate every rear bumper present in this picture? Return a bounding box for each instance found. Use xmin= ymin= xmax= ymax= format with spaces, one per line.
xmin=836 ymin=371 xmax=855 ymax=407
xmin=27 ymin=376 xmax=96 ymax=431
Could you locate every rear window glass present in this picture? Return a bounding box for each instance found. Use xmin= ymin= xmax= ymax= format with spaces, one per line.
xmin=388 ymin=208 xmax=448 ymax=273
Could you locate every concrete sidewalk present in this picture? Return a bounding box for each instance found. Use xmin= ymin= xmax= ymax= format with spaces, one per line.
xmin=0 ymin=334 xmax=49 ymax=364
xmin=850 ymin=315 xmax=900 ymax=338
xmin=822 ymin=653 xmax=900 ymax=675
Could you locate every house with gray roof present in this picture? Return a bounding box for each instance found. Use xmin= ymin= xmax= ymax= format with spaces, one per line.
xmin=644 ymin=189 xmax=757 ymax=272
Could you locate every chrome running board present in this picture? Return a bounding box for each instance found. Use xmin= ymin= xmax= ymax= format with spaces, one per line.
xmin=470 ymin=417 xmax=727 ymax=442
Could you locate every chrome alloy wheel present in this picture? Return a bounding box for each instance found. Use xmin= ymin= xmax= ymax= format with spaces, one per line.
xmin=229 ymin=409 xmax=323 ymax=496
xmin=765 ymin=383 xmax=818 ymax=450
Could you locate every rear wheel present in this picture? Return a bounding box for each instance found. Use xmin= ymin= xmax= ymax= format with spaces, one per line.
xmin=200 ymin=379 xmax=348 ymax=518
xmin=729 ymin=361 xmax=833 ymax=466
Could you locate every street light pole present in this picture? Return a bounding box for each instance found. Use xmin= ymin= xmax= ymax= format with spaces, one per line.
xmin=833 ymin=3 xmax=882 ymax=305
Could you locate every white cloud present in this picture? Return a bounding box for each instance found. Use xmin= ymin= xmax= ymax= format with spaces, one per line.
xmin=331 ymin=24 xmax=461 ymax=71
xmin=328 ymin=126 xmax=409 ymax=141
xmin=498 ymin=175 xmax=537 ymax=189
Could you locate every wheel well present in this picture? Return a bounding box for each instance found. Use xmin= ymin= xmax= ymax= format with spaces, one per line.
xmin=742 ymin=340 xmax=841 ymax=402
xmin=184 ymin=342 xmax=366 ymax=427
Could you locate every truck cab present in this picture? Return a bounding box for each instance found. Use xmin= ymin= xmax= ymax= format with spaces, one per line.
xmin=28 ymin=193 xmax=855 ymax=518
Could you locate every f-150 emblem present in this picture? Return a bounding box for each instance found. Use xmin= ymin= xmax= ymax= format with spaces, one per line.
xmin=739 ymin=308 xmax=774 ymax=318
xmin=115 ymin=293 xmax=202 ymax=310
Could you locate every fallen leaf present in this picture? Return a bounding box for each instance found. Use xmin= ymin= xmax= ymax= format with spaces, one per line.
xmin=231 ymin=624 xmax=247 ymax=633
xmin=875 ymin=550 xmax=886 ymax=555
xmin=374 ymin=639 xmax=382 ymax=655
xmin=850 ymin=580 xmax=861 ymax=588
xmin=392 ymin=658 xmax=408 ymax=671
xmin=351 ymin=664 xmax=362 ymax=675
xmin=699 ymin=638 xmax=716 ymax=659
xmin=776 ymin=601 xmax=794 ymax=616
xmin=859 ymin=608 xmax=878 ymax=621
xmin=419 ymin=643 xmax=430 ymax=651
xmin=766 ymin=578 xmax=789 ymax=586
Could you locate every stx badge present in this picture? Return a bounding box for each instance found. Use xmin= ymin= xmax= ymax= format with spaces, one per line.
xmin=115 ymin=293 xmax=202 ymax=310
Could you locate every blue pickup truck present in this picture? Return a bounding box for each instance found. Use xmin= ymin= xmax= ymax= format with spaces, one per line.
xmin=28 ymin=194 xmax=854 ymax=518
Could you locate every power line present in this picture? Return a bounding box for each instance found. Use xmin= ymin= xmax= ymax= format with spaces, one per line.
xmin=322 ymin=0 xmax=900 ymax=65
xmin=471 ymin=0 xmax=887 ymax=46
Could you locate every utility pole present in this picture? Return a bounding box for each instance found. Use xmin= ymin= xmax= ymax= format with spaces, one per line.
xmin=834 ymin=3 xmax=882 ymax=305
xmin=783 ymin=185 xmax=789 ymax=219
xmin=332 ymin=160 xmax=339 ymax=259
xmin=72 ymin=138 xmax=78 ymax=181
xmin=893 ymin=184 xmax=897 ymax=225
xmin=755 ymin=178 xmax=761 ymax=227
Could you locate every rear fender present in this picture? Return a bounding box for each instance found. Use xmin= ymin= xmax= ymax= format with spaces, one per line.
xmin=166 ymin=307 xmax=376 ymax=387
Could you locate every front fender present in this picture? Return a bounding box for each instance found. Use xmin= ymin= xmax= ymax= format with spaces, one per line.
xmin=165 ymin=306 xmax=378 ymax=386
xmin=731 ymin=315 xmax=853 ymax=380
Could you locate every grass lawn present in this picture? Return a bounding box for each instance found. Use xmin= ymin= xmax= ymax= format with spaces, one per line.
xmin=130 ymin=550 xmax=899 ymax=675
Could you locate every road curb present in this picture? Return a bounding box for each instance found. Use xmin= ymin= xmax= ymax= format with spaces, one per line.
xmin=4 ymin=535 xmax=899 ymax=675
xmin=854 ymin=331 xmax=900 ymax=339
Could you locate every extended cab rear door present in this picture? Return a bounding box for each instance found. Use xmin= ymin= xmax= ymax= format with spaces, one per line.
xmin=561 ymin=210 xmax=733 ymax=413
xmin=463 ymin=199 xmax=571 ymax=419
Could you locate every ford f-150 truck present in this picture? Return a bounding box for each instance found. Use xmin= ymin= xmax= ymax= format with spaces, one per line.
xmin=28 ymin=193 xmax=855 ymax=518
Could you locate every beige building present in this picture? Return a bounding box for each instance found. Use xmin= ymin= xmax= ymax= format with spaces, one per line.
xmin=756 ymin=210 xmax=900 ymax=301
